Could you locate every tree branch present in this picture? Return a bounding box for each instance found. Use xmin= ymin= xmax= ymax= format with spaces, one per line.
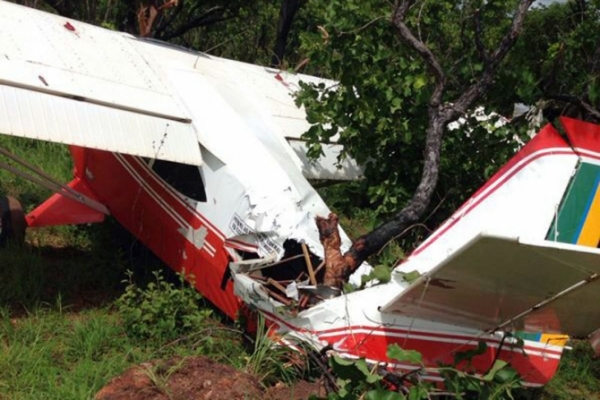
xmin=154 ymin=0 xmax=185 ymax=38
xmin=548 ymin=94 xmax=600 ymax=120
xmin=452 ymin=0 xmax=534 ymax=116
xmin=157 ymin=6 xmax=233 ymax=41
xmin=392 ymin=0 xmax=445 ymax=106
xmin=473 ymin=8 xmax=489 ymax=64
xmin=325 ymin=0 xmax=536 ymax=280
xmin=271 ymin=0 xmax=305 ymax=68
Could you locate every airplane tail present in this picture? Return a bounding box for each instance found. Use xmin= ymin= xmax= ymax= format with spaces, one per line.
xmin=382 ymin=117 xmax=600 ymax=339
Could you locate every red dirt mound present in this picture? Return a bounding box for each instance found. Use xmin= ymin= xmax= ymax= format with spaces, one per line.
xmin=95 ymin=356 xmax=323 ymax=400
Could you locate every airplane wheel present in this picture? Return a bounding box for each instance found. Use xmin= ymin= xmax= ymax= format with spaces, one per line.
xmin=0 ymin=196 xmax=26 ymax=247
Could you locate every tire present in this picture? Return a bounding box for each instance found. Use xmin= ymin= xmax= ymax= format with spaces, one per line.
xmin=0 ymin=196 xmax=26 ymax=247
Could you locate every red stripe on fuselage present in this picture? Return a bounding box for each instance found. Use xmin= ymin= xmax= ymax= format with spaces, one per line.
xmin=72 ymin=148 xmax=241 ymax=319
xmin=261 ymin=311 xmax=561 ymax=386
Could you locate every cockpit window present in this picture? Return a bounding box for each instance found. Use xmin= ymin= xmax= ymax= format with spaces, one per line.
xmin=152 ymin=159 xmax=207 ymax=202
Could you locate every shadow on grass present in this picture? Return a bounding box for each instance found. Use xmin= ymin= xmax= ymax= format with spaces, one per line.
xmin=0 ymin=218 xmax=169 ymax=314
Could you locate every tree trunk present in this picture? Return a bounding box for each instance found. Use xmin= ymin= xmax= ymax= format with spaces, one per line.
xmin=316 ymin=213 xmax=354 ymax=287
xmin=271 ymin=0 xmax=303 ymax=68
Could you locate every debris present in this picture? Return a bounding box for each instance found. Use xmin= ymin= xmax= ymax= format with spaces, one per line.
xmin=285 ymin=281 xmax=299 ymax=301
xmin=301 ymin=243 xmax=317 ymax=285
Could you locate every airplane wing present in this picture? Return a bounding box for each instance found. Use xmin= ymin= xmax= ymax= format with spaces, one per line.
xmin=381 ymin=118 xmax=600 ymax=338
xmin=0 ymin=1 xmax=362 ymax=178
xmin=234 ymin=67 xmax=363 ymax=181
xmin=0 ymin=1 xmax=202 ymax=166
xmin=185 ymin=56 xmax=363 ymax=181
xmin=381 ymin=234 xmax=600 ymax=337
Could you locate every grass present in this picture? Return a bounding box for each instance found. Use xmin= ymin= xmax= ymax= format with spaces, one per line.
xmin=539 ymin=341 xmax=600 ymax=399
xmin=0 ymin=308 xmax=131 ymax=399
xmin=0 ymin=136 xmax=72 ymax=209
xmin=0 ymin=305 xmax=248 ymax=400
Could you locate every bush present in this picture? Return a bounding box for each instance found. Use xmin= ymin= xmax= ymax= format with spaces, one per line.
xmin=116 ymin=270 xmax=212 ymax=343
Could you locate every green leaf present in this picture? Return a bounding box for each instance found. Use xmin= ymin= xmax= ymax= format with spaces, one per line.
xmin=494 ymin=366 xmax=520 ymax=384
xmin=354 ymin=358 xmax=371 ymax=376
xmin=408 ymin=385 xmax=429 ymax=400
xmin=482 ymin=359 xmax=508 ymax=382
xmin=399 ymin=270 xmax=420 ymax=283
xmin=413 ymin=75 xmax=427 ymax=90
xmin=372 ymin=265 xmax=391 ymax=283
xmin=330 ymin=355 xmax=366 ymax=381
xmin=365 ymin=388 xmax=406 ymax=400
xmin=387 ymin=344 xmax=423 ymax=365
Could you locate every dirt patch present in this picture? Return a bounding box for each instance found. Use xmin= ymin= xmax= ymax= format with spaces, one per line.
xmin=96 ymin=356 xmax=324 ymax=400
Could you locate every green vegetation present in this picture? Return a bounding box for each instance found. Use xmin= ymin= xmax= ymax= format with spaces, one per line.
xmin=540 ymin=341 xmax=600 ymax=400
xmin=311 ymin=344 xmax=522 ymax=400
xmin=117 ymin=270 xmax=212 ymax=343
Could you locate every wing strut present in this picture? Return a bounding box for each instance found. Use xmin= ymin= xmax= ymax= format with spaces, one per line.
xmin=493 ymin=272 xmax=600 ymax=336
xmin=0 ymin=147 xmax=109 ymax=215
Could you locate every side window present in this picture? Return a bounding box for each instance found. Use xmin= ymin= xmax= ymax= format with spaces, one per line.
xmin=151 ymin=159 xmax=207 ymax=202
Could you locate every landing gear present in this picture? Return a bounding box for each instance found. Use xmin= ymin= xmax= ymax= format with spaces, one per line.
xmin=0 ymin=196 xmax=26 ymax=247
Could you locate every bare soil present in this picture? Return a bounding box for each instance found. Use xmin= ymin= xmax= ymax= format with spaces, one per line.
xmin=95 ymin=356 xmax=324 ymax=400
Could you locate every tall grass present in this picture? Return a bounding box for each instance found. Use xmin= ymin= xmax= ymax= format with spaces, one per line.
xmin=0 ymin=308 xmax=132 ymax=399
xmin=539 ymin=342 xmax=600 ymax=399
xmin=0 ymin=137 xmax=72 ymax=209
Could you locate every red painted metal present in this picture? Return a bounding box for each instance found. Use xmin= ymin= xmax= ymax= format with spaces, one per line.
xmin=561 ymin=116 xmax=600 ymax=155
xmin=26 ymin=176 xmax=106 ymax=227
xmin=72 ymin=147 xmax=241 ymax=320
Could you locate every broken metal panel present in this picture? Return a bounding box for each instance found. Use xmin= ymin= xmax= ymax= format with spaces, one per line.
xmin=157 ymin=65 xmax=354 ymax=260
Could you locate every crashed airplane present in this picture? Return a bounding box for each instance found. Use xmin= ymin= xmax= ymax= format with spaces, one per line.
xmin=1 ymin=0 xmax=600 ymax=388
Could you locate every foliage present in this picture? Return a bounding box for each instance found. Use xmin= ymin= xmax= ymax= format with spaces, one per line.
xmin=295 ymin=0 xmax=530 ymax=252
xmin=439 ymin=341 xmax=522 ymax=400
xmin=499 ymin=0 xmax=600 ymax=123
xmin=311 ymin=342 xmax=521 ymax=399
xmin=116 ymin=270 xmax=212 ymax=342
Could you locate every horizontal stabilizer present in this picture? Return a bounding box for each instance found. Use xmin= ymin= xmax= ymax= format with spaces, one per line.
xmin=26 ymin=177 xmax=107 ymax=227
xmin=381 ymin=234 xmax=600 ymax=337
